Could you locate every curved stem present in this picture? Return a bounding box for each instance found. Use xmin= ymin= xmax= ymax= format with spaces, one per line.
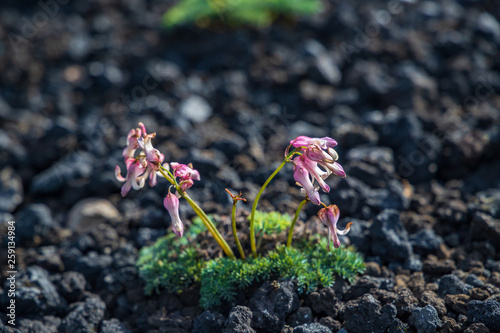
xmin=286 ymin=198 xmax=309 ymax=248
xmin=157 ymin=167 xmax=235 ymax=259
xmin=182 ymin=193 xmax=235 ymax=259
xmin=231 ymin=203 xmax=246 ymax=259
xmin=249 ymin=159 xmax=287 ymax=257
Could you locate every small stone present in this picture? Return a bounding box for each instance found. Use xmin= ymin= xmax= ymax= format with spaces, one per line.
xmin=193 ymin=310 xmax=225 ymax=333
xmin=318 ymin=317 xmax=341 ymax=332
xmin=15 ymin=204 xmax=57 ymax=245
xmin=420 ymin=291 xmax=447 ymax=317
xmin=67 ymin=198 xmax=121 ymax=233
xmin=250 ymin=281 xmax=300 ymax=333
xmin=444 ymin=294 xmax=469 ymax=315
xmin=179 ymin=95 xmax=212 ymax=123
xmin=463 ymin=323 xmax=490 ymax=333
xmin=440 ymin=316 xmax=461 ymax=333
xmin=344 ymin=294 xmax=396 ymax=333
xmin=30 ymin=151 xmax=94 ymax=195
xmin=61 ymin=295 xmax=106 ymax=333
xmin=0 ymin=167 xmax=23 ymax=213
xmin=54 ymin=271 xmax=87 ymax=303
xmin=8 ymin=266 xmax=67 ymax=316
xmin=287 ymin=307 xmax=313 ymax=327
xmin=438 ymin=274 xmax=473 ymax=296
xmin=223 ymin=305 xmax=255 ymax=333
xmin=100 ymin=318 xmax=131 ymax=333
xmin=306 ymin=287 xmax=342 ymax=317
xmin=468 ymin=300 xmax=500 ymax=331
xmin=293 ymin=323 xmax=333 ymax=333
xmin=409 ymin=305 xmax=442 ymax=333
xmin=370 ymin=209 xmax=413 ymax=263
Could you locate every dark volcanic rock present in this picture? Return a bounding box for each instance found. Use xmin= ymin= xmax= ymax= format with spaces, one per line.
xmin=438 ymin=274 xmax=473 ymax=296
xmin=293 ymin=323 xmax=333 ymax=333
xmin=343 ymin=294 xmax=397 ymax=333
xmin=4 ymin=266 xmax=66 ymax=316
xmin=409 ymin=305 xmax=442 ymax=333
xmin=100 ymin=318 xmax=132 ymax=333
xmin=53 ymin=271 xmax=87 ymax=303
xmin=15 ymin=204 xmax=58 ymax=245
xmin=223 ymin=305 xmax=255 ymax=333
xmin=287 ymin=307 xmax=313 ymax=327
xmin=370 ymin=209 xmax=413 ymax=263
xmin=60 ymin=295 xmax=106 ymax=333
xmin=468 ymin=300 xmax=500 ymax=332
xmin=193 ymin=310 xmax=225 ymax=333
xmin=249 ymin=281 xmax=300 ymax=333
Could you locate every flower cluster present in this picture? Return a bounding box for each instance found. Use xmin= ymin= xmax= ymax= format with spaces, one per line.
xmin=289 ymin=136 xmax=350 ymax=248
xmin=115 ymin=122 xmax=165 ymax=197
xmin=115 ymin=122 xmax=200 ymax=237
xmin=289 ymin=136 xmax=346 ymax=205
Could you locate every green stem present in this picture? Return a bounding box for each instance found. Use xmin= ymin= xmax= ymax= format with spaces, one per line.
xmin=249 ymin=159 xmax=288 ymax=257
xmin=231 ymin=203 xmax=246 ymax=259
xmin=158 ymin=167 xmax=235 ymax=259
xmin=286 ymin=198 xmax=309 ymax=248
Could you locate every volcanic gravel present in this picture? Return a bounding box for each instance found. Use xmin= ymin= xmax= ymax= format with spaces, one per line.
xmin=1 ymin=0 xmax=500 ymax=332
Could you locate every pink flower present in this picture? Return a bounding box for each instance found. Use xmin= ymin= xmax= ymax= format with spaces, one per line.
xmin=292 ymin=160 xmax=321 ymax=205
xmin=116 ymin=122 xmax=165 ymax=194
xmin=122 ymin=128 xmax=142 ymax=159
xmin=318 ymin=205 xmax=352 ymax=249
xmin=170 ymin=162 xmax=200 ymax=192
xmin=304 ymin=146 xmax=346 ymax=178
xmin=115 ymin=158 xmax=146 ymax=197
xmin=290 ymin=136 xmax=338 ymax=150
xmin=164 ymin=192 xmax=184 ymax=237
xmin=293 ymin=155 xmax=330 ymax=193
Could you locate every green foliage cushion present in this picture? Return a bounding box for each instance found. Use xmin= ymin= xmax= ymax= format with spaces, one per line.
xmin=136 ymin=212 xmax=365 ymax=308
xmin=163 ymin=0 xmax=322 ymax=28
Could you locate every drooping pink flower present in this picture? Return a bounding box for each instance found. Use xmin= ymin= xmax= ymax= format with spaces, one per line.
xmin=163 ymin=191 xmax=184 ymax=237
xmin=115 ymin=158 xmax=146 ymax=197
xmin=293 ymin=155 xmax=330 ymax=193
xmin=318 ymin=204 xmax=352 ymax=249
xmin=170 ymin=162 xmax=200 ymax=191
xmin=122 ymin=128 xmax=142 ymax=159
xmin=292 ymin=160 xmax=321 ymax=205
xmin=116 ymin=122 xmax=165 ymax=194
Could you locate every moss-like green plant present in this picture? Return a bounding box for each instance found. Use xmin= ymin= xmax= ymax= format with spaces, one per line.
xmin=137 ymin=234 xmax=203 ymax=295
xmin=137 ymin=211 xmax=365 ymax=308
xmin=163 ymin=0 xmax=322 ymax=28
xmin=199 ymin=243 xmax=364 ymax=308
xmin=255 ymin=210 xmax=290 ymax=236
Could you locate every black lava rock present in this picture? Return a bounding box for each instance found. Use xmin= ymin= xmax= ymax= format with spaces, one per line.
xmin=223 ymin=305 xmax=255 ymax=333
xmin=293 ymin=323 xmax=333 ymax=333
xmin=30 ymin=151 xmax=94 ymax=195
xmin=438 ymin=274 xmax=473 ymax=296
xmin=468 ymin=300 xmax=500 ymax=332
xmin=100 ymin=318 xmax=132 ymax=333
xmin=343 ymin=294 xmax=397 ymax=333
xmin=409 ymin=305 xmax=442 ymax=333
xmin=6 ymin=266 xmax=66 ymax=316
xmin=287 ymin=307 xmax=313 ymax=327
xmin=15 ymin=204 xmax=57 ymax=245
xmin=193 ymin=310 xmax=225 ymax=333
xmin=370 ymin=209 xmax=413 ymax=263
xmin=249 ymin=281 xmax=300 ymax=333
xmin=53 ymin=271 xmax=87 ymax=303
xmin=60 ymin=295 xmax=106 ymax=333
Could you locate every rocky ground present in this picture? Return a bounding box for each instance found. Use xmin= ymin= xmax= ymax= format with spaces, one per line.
xmin=1 ymin=0 xmax=500 ymax=332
